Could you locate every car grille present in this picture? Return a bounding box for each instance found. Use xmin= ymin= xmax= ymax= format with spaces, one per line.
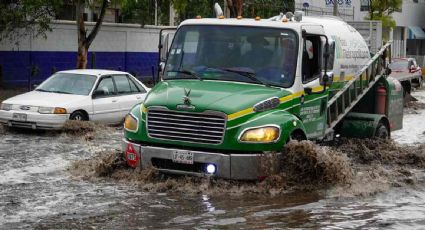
xmin=146 ymin=107 xmax=226 ymax=144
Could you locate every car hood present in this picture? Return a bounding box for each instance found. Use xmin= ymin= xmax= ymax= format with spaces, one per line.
xmin=144 ymin=80 xmax=292 ymax=115
xmin=3 ymin=91 xmax=88 ymax=108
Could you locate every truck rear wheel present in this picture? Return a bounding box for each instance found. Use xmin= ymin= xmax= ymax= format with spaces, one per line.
xmin=375 ymin=121 xmax=389 ymax=139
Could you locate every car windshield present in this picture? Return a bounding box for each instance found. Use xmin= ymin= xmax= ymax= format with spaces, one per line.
xmin=163 ymin=25 xmax=298 ymax=88
xmin=36 ymin=73 xmax=97 ymax=96
xmin=389 ymin=60 xmax=408 ymax=70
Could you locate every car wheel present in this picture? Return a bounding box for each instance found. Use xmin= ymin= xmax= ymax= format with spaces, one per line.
xmin=375 ymin=121 xmax=389 ymax=139
xmin=70 ymin=111 xmax=88 ymax=121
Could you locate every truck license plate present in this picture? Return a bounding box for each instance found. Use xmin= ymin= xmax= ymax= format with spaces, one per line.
xmin=12 ymin=113 xmax=27 ymax=122
xmin=172 ymin=151 xmax=194 ymax=164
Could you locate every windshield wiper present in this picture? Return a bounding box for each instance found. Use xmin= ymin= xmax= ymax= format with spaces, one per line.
xmin=167 ymin=69 xmax=203 ymax=81
xmin=35 ymin=89 xmax=49 ymax=92
xmin=50 ymin=90 xmax=72 ymax=94
xmin=218 ymin=67 xmax=270 ymax=87
xmin=35 ymin=89 xmax=72 ymax=94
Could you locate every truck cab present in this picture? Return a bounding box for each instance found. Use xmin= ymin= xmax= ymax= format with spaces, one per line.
xmin=122 ymin=14 xmax=402 ymax=180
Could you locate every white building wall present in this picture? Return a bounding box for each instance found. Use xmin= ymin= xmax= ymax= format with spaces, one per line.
xmin=0 ymin=21 xmax=162 ymax=52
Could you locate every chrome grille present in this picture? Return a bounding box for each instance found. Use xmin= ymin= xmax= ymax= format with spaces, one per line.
xmin=147 ymin=107 xmax=226 ymax=144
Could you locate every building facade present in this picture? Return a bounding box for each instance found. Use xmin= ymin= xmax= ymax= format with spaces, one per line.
xmin=0 ymin=22 xmax=161 ymax=87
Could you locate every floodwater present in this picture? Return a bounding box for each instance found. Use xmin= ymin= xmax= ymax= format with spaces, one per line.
xmin=2 ymin=92 xmax=425 ymax=229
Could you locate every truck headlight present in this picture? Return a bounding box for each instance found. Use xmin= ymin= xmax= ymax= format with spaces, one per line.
xmin=124 ymin=114 xmax=139 ymax=132
xmin=239 ymin=126 xmax=280 ymax=143
xmin=38 ymin=107 xmax=67 ymax=114
xmin=0 ymin=103 xmax=12 ymax=111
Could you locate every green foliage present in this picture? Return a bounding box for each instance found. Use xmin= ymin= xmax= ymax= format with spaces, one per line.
xmin=122 ymin=0 xmax=293 ymax=24
xmin=0 ymin=0 xmax=63 ymax=41
xmin=121 ymin=0 xmax=171 ymax=25
xmin=365 ymin=0 xmax=402 ymax=40
xmin=366 ymin=0 xmax=402 ymax=29
xmin=173 ymin=0 xmax=216 ymax=21
xmin=242 ymin=0 xmax=294 ymax=18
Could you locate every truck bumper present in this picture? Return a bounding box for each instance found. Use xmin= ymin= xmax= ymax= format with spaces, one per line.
xmin=122 ymin=138 xmax=274 ymax=180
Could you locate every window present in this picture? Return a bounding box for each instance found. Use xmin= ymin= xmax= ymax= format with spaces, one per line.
xmin=36 ymin=73 xmax=96 ymax=96
xmin=95 ymin=77 xmax=115 ymax=97
xmin=302 ymin=36 xmax=322 ymax=83
xmin=128 ymin=77 xmax=146 ymax=93
xmin=360 ymin=0 xmax=369 ymax=11
xmin=114 ymin=75 xmax=132 ymax=94
xmin=164 ymin=25 xmax=298 ymax=88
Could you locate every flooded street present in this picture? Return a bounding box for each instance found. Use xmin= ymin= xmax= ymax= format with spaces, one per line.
xmin=2 ymin=92 xmax=425 ymax=229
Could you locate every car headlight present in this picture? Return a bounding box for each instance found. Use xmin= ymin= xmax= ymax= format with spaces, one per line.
xmin=38 ymin=107 xmax=67 ymax=114
xmin=239 ymin=126 xmax=280 ymax=143
xmin=124 ymin=114 xmax=139 ymax=132
xmin=0 ymin=103 xmax=12 ymax=111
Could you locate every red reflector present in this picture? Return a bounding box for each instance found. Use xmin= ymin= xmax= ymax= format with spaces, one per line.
xmin=125 ymin=143 xmax=140 ymax=168
xmin=258 ymin=175 xmax=267 ymax=181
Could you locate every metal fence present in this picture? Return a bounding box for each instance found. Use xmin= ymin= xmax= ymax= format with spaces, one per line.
xmin=295 ymin=3 xmax=354 ymax=21
xmin=392 ymin=40 xmax=407 ymax=58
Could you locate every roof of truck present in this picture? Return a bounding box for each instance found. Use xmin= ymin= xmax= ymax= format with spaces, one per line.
xmin=179 ymin=16 xmax=347 ymax=30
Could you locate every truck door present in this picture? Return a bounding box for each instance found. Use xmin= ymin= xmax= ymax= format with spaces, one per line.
xmin=299 ymin=26 xmax=330 ymax=140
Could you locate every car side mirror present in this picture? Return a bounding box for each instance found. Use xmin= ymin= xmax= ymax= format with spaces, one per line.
xmin=92 ymin=89 xmax=104 ymax=99
xmin=320 ymin=71 xmax=333 ymax=87
xmin=410 ymin=65 xmax=416 ymax=73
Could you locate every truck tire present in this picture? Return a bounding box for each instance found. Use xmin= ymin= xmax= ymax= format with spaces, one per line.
xmin=375 ymin=121 xmax=389 ymax=139
xmin=289 ymin=130 xmax=306 ymax=142
xmin=69 ymin=111 xmax=88 ymax=121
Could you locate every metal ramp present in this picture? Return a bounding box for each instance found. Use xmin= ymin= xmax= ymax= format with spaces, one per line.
xmin=325 ymin=42 xmax=392 ymax=135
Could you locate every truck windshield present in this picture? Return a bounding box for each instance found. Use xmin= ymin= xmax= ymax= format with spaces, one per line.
xmin=163 ymin=25 xmax=298 ymax=88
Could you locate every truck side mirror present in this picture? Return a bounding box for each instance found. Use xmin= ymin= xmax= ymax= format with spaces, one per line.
xmin=160 ymin=32 xmax=174 ymax=62
xmin=320 ymin=71 xmax=333 ymax=86
xmin=159 ymin=61 xmax=165 ymax=72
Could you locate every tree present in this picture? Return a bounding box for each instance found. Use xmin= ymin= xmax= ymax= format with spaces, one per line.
xmin=0 ymin=0 xmax=63 ymax=41
xmin=76 ymin=0 xmax=109 ymax=69
xmin=366 ymin=0 xmax=402 ymax=40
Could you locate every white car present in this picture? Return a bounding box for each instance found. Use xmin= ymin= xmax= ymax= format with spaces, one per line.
xmin=0 ymin=69 xmax=149 ymax=129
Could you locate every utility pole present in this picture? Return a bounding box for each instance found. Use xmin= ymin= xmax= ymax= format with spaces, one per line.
xmin=155 ymin=0 xmax=158 ymax=26
xmin=333 ymin=0 xmax=338 ymax=16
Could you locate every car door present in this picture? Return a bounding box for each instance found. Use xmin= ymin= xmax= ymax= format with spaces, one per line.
xmin=113 ymin=74 xmax=147 ymax=118
xmin=91 ymin=76 xmax=122 ymax=123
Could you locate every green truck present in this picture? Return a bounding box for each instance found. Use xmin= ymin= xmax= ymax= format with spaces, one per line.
xmin=122 ymin=12 xmax=404 ymax=180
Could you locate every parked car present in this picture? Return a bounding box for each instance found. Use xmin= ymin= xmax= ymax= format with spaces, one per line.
xmin=0 ymin=69 xmax=149 ymax=129
xmin=389 ymin=58 xmax=423 ymax=95
xmin=389 ymin=58 xmax=423 ymax=82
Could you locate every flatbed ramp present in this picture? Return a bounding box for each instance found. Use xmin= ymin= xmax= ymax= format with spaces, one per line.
xmin=325 ymin=42 xmax=392 ymax=135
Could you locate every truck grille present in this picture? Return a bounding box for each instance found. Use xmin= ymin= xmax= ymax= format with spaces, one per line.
xmin=146 ymin=107 xmax=226 ymax=144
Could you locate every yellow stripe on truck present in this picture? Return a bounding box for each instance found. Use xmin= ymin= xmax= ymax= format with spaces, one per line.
xmin=228 ymin=91 xmax=305 ymax=121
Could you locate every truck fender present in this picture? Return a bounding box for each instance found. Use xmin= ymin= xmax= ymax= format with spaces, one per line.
xmin=234 ymin=110 xmax=307 ymax=144
xmin=280 ymin=114 xmax=308 ymax=143
xmin=338 ymin=112 xmax=390 ymax=138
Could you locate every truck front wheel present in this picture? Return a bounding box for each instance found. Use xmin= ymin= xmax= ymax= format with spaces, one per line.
xmin=288 ymin=130 xmax=307 ymax=142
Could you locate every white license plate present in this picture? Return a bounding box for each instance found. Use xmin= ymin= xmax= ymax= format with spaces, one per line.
xmin=12 ymin=113 xmax=27 ymax=122
xmin=172 ymin=151 xmax=194 ymax=164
